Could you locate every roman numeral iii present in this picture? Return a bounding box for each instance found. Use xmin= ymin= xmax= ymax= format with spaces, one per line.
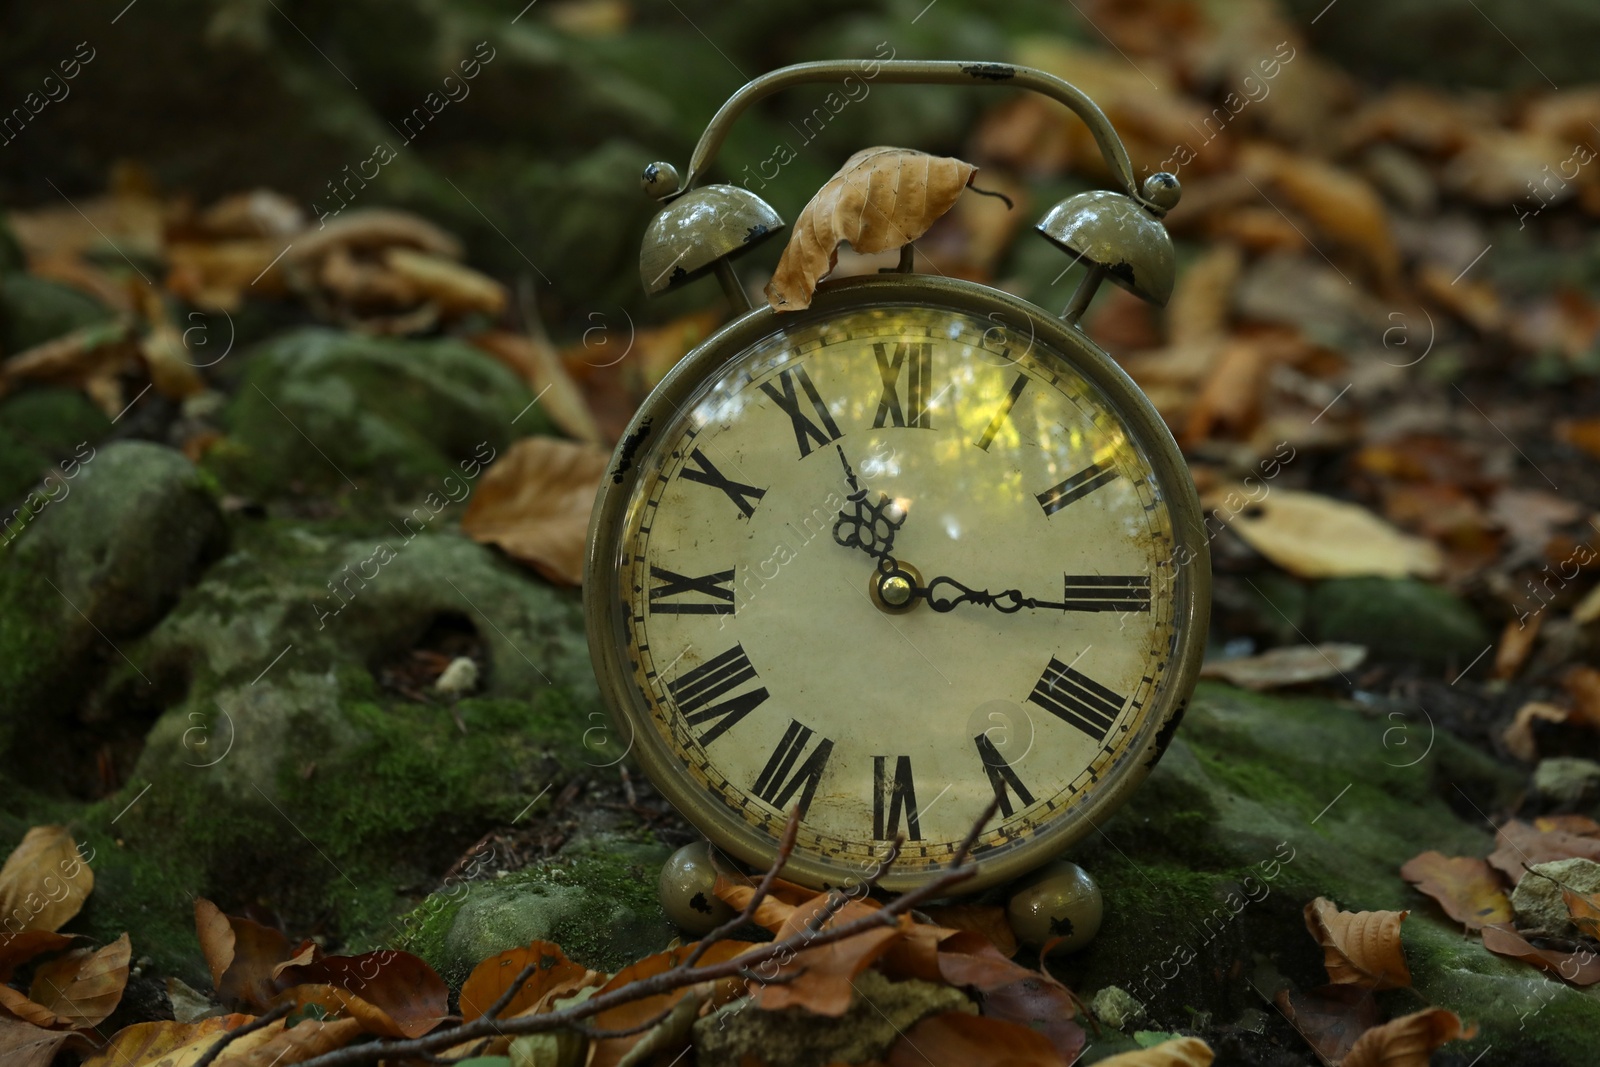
xmin=872 ymin=342 xmax=934 ymax=430
xmin=1027 ymin=657 xmax=1126 ymax=742
xmin=974 ymin=732 xmax=1036 ymax=818
xmin=873 ymin=755 xmax=923 ymax=841
xmin=751 ymin=719 xmax=834 ymax=816
xmin=679 ymin=447 xmax=766 ymax=518
xmin=649 ymin=566 xmax=736 ymax=615
xmin=666 ymin=643 xmax=768 ymax=747
xmin=1060 ymin=574 xmax=1151 ymax=613
xmin=759 ymin=365 xmax=843 ymax=459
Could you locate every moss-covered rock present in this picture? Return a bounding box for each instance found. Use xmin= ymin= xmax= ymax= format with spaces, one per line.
xmin=0 ymin=274 xmax=115 ymax=354
xmin=0 ymin=386 xmax=112 ymax=505
xmin=1307 ymin=577 xmax=1489 ymax=665
xmin=208 ymin=328 xmax=545 ymax=504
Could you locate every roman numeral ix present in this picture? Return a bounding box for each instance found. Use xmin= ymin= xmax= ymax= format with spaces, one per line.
xmin=760 ymin=365 xmax=843 ymax=459
xmin=649 ymin=566 xmax=735 ymax=615
xmin=974 ymin=732 xmax=1036 ymax=818
xmin=873 ymin=342 xmax=934 ymax=430
xmin=1027 ymin=657 xmax=1127 ymax=742
xmin=666 ymin=643 xmax=768 ymax=747
xmin=680 ymin=447 xmax=767 ymax=518
xmin=873 ymin=755 xmax=923 ymax=841
xmin=751 ymin=719 xmax=834 ymax=816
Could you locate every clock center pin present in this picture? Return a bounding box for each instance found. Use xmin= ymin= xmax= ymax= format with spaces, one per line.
xmin=870 ymin=561 xmax=923 ymax=614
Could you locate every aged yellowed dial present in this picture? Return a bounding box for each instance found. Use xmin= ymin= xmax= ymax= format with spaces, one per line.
xmin=587 ymin=277 xmax=1206 ymax=893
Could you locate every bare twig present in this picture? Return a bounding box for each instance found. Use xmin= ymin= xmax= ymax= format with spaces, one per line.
xmin=193 ymin=1002 xmax=293 ymax=1067
xmin=681 ymin=807 xmax=802 ymax=969
xmin=481 ymin=960 xmax=540 ymax=1021
xmin=286 ymin=801 xmax=989 ymax=1067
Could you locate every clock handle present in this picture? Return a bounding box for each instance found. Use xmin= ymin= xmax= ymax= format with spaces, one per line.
xmin=672 ymin=59 xmax=1143 ymax=206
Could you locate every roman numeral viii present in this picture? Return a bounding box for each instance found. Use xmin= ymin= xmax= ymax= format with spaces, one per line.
xmin=680 ymin=447 xmax=766 ymax=519
xmin=759 ymin=365 xmax=843 ymax=459
xmin=751 ymin=719 xmax=833 ymax=817
xmin=649 ymin=566 xmax=735 ymax=615
xmin=1060 ymin=574 xmax=1151 ymax=613
xmin=873 ymin=342 xmax=934 ymax=429
xmin=1037 ymin=462 xmax=1118 ymax=515
xmin=1027 ymin=657 xmax=1126 ymax=742
xmin=873 ymin=755 xmax=923 ymax=841
xmin=666 ymin=643 xmax=768 ymax=747
xmin=974 ymin=733 xmax=1036 ymax=818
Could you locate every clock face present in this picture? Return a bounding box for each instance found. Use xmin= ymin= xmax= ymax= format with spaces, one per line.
xmin=589 ymin=279 xmax=1206 ymax=892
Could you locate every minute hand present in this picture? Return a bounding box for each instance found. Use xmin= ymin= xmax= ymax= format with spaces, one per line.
xmin=915 ymin=575 xmax=1072 ymax=614
xmin=913 ymin=574 xmax=1150 ymax=615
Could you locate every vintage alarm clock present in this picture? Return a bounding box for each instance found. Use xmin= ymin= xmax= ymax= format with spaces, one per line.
xmin=584 ymin=60 xmax=1209 ymax=947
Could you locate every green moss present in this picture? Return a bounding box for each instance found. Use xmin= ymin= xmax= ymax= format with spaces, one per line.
xmin=0 ymin=275 xmax=113 ymax=354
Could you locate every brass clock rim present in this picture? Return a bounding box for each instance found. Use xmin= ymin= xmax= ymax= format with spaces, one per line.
xmin=583 ymin=273 xmax=1212 ymax=896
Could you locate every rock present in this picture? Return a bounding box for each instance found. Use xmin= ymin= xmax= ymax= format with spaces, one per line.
xmin=1091 ymin=985 xmax=1146 ymax=1031
xmin=694 ymin=969 xmax=974 ymax=1067
xmin=0 ymin=386 xmax=112 ymax=504
xmin=410 ymin=836 xmax=676 ymax=980
xmin=207 ymin=328 xmax=544 ymax=503
xmin=0 ymin=441 xmax=225 ymax=752
xmin=1307 ymin=577 xmax=1489 ymax=665
xmin=1533 ymin=758 xmax=1600 ymax=808
xmin=0 ymin=275 xmax=115 ymax=355
xmin=1510 ymin=858 xmax=1600 ymax=937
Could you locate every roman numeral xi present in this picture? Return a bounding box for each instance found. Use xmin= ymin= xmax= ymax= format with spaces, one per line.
xmin=760 ymin=365 xmax=843 ymax=459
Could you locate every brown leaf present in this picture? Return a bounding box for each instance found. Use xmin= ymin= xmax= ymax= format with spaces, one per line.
xmin=1275 ymin=984 xmax=1383 ymax=1065
xmin=165 ymin=240 xmax=289 ymax=311
xmin=1086 ymin=1035 xmax=1215 ymax=1066
xmin=587 ymin=941 xmax=752 ymax=1067
xmin=78 ymin=1014 xmax=258 ymax=1067
xmin=1398 ymin=851 xmax=1513 ymax=930
xmin=287 ymin=208 xmax=461 ymax=264
xmin=273 ymin=951 xmax=451 ymax=1038
xmin=1534 ymin=814 xmax=1600 ymax=836
xmin=0 ymin=932 xmax=77 ymax=982
xmin=1241 ymin=144 xmax=1399 ymax=287
xmin=1502 ymin=701 xmax=1570 ymax=762
xmin=1183 ymin=339 xmax=1271 ymax=444
xmin=460 ymin=437 xmax=609 ymax=586
xmin=1200 ymin=644 xmax=1367 ymax=690
xmin=458 ymin=941 xmax=592 ymax=1022
xmin=471 ymin=331 xmax=604 ymax=445
xmin=0 ymin=321 xmax=138 ymax=402
xmin=0 ymin=933 xmax=130 ymax=1029
xmin=382 ymin=248 xmax=507 ymax=318
xmin=1563 ymin=666 xmax=1600 ymax=728
xmin=885 ymin=1011 xmax=1072 ymax=1067
xmin=1562 ymin=887 xmax=1600 ymax=940
xmin=1340 ymin=1007 xmax=1468 ymax=1067
xmin=1481 ymin=923 xmax=1600 ymax=985
xmin=710 ymin=873 xmax=813 ymax=935
xmin=1303 ymin=898 xmax=1411 ymax=990
xmin=936 ymin=929 xmax=1043 ymax=993
xmin=0 ymin=1016 xmax=83 ymax=1067
xmin=1487 ymin=819 xmax=1600 ymax=881
xmin=1493 ymin=615 xmax=1543 ymax=681
xmin=1216 ymin=488 xmax=1442 ymax=579
xmin=0 ymin=827 xmax=94 ymax=937
xmin=213 ymin=1016 xmax=363 ymax=1066
xmin=979 ymin=976 xmax=1085 ymax=1063
xmin=765 ymin=147 xmax=977 ymax=311
xmin=1165 ymin=243 xmax=1242 ymax=345
xmin=193 ymin=899 xmax=292 ymax=1012
xmin=751 ymin=896 xmax=905 ymax=1016
xmin=921 ymin=905 xmax=1017 ymax=958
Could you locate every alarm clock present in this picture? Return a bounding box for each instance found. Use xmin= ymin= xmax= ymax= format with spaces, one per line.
xmin=584 ymin=60 xmax=1209 ymax=947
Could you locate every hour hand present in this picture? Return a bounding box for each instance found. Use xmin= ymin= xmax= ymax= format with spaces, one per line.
xmin=831 ymin=445 xmax=906 ymax=565
xmin=913 ymin=573 xmax=1153 ymax=615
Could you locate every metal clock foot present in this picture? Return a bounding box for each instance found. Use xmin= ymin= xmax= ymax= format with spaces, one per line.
xmin=659 ymin=840 xmax=737 ymax=935
xmin=1006 ymin=860 xmax=1103 ymax=952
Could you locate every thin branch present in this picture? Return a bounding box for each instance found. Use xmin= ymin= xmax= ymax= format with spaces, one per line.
xmin=481 ymin=961 xmax=540 ymax=1021
xmin=682 ymin=807 xmax=802 ymax=969
xmin=193 ymin=1002 xmax=293 ymax=1067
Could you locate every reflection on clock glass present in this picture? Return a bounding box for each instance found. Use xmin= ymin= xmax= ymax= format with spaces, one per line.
xmin=612 ymin=303 xmax=1181 ymax=879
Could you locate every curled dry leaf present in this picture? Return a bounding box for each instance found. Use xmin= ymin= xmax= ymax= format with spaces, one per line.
xmin=885 ymin=1011 xmax=1069 ymax=1067
xmin=710 ymin=872 xmax=813 ymax=934
xmin=1563 ymin=665 xmax=1600 ymax=728
xmin=1502 ymin=701 xmax=1569 ymax=762
xmin=1091 ymin=1035 xmax=1215 ymax=1066
xmin=1341 ymin=1007 xmax=1468 ymax=1067
xmin=165 ymin=240 xmax=290 ymax=311
xmin=766 ymin=147 xmax=976 ymax=311
xmin=274 ymin=951 xmax=451 ymax=1038
xmin=1240 ymin=144 xmax=1399 ymax=287
xmin=215 ymin=1016 xmax=364 ymax=1067
xmin=0 ymin=826 xmax=94 ymax=936
xmin=0 ymin=932 xmax=130 ymax=1030
xmin=458 ymin=940 xmax=594 ymax=1022
xmin=1398 ymin=851 xmax=1513 ymax=930
xmin=1563 ymin=887 xmax=1600 ymax=939
xmin=1200 ymin=643 xmax=1367 ymax=690
xmin=1493 ymin=615 xmax=1542 ymax=681
xmin=586 ymin=941 xmax=752 ymax=1067
xmin=461 ymin=437 xmax=611 ymax=586
xmin=194 ymin=898 xmax=294 ymax=1013
xmin=1303 ymin=897 xmax=1411 ymax=990
xmin=78 ymin=1013 xmax=258 ymax=1067
xmin=1487 ymin=819 xmax=1600 ymax=881
xmin=751 ymin=896 xmax=905 ymax=1016
xmin=0 ymin=932 xmax=77 ymax=981
xmin=1481 ymin=923 xmax=1600 ymax=985
xmin=288 ymin=208 xmax=461 ymax=264
xmin=1217 ymin=488 xmax=1443 ymax=579
xmin=921 ymin=904 xmax=1018 ymax=958
xmin=382 ymin=248 xmax=507 ymax=317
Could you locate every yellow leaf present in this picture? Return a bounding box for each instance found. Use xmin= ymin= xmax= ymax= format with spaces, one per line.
xmin=1092 ymin=1036 xmax=1215 ymax=1066
xmin=0 ymin=827 xmax=93 ymax=937
xmin=460 ymin=437 xmax=610 ymax=587
xmin=1398 ymin=851 xmax=1513 ymax=931
xmin=1216 ymin=488 xmax=1443 ymax=579
xmin=1501 ymin=701 xmax=1569 ymax=762
xmin=383 ymin=248 xmax=507 ymax=317
xmin=1303 ymin=897 xmax=1410 ymax=990
xmin=765 ymin=147 xmax=976 ymax=311
xmin=212 ymin=1017 xmax=363 ymax=1066
xmin=1341 ymin=1007 xmax=1469 ymax=1067
xmin=79 ymin=1015 xmax=258 ymax=1067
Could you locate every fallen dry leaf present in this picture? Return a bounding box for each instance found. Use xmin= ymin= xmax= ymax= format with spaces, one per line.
xmin=0 ymin=932 xmax=77 ymax=982
xmin=586 ymin=941 xmax=752 ymax=1067
xmin=1399 ymin=851 xmax=1513 ymax=930
xmin=1493 ymin=614 xmax=1543 ymax=681
xmin=1575 ymin=581 xmax=1600 ymax=625
xmin=885 ymin=1011 xmax=1072 ymax=1067
xmin=1241 ymin=144 xmax=1399 ymax=287
xmin=1534 ymin=814 xmax=1600 ymax=836
xmin=274 ymin=951 xmax=451 ymax=1038
xmin=194 ymin=899 xmax=294 ymax=1013
xmin=214 ymin=1016 xmax=363 ymax=1067
xmin=766 ymin=147 xmax=976 ymax=310
xmin=0 ymin=933 xmax=130 ymax=1029
xmin=1089 ymin=1035 xmax=1215 ymax=1066
xmin=751 ymin=896 xmax=905 ymax=1016
xmin=0 ymin=322 xmax=138 ymax=405
xmin=1563 ymin=666 xmax=1600 ymax=728
xmin=921 ymin=904 xmax=1018 ymax=958
xmin=471 ymin=331 xmax=603 ymax=445
xmin=1488 ymin=820 xmax=1600 ymax=881
xmin=1303 ymin=897 xmax=1411 ymax=990
xmin=78 ymin=1014 xmax=258 ymax=1067
xmin=1275 ymin=984 xmax=1383 ymax=1066
xmin=461 ymin=437 xmax=610 ymax=586
xmin=165 ymin=240 xmax=289 ymax=311
xmin=1217 ymin=488 xmax=1443 ymax=579
xmin=0 ymin=1016 xmax=84 ymax=1067
xmin=0 ymin=826 xmax=94 ymax=937
xmin=1481 ymin=923 xmax=1600 ymax=985
xmin=1184 ymin=338 xmax=1271 ymax=444
xmin=711 ymin=873 xmax=814 ymax=935
xmin=1200 ymin=644 xmax=1367 ymax=690
xmin=288 ymin=208 xmax=461 ymax=263
xmin=382 ymin=247 xmax=507 ymax=317
xmin=1165 ymin=243 xmax=1242 ymax=344
xmin=1341 ymin=1007 xmax=1469 ymax=1067
xmin=458 ymin=940 xmax=594 ymax=1022
xmin=1502 ymin=701 xmax=1570 ymax=762
xmin=1563 ymin=887 xmax=1600 ymax=940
